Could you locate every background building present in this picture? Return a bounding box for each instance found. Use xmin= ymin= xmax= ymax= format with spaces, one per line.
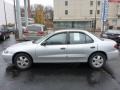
xmin=54 ymin=0 xmax=120 ymax=30
xmin=0 ymin=0 xmax=15 ymax=26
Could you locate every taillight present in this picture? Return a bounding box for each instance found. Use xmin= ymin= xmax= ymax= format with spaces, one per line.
xmin=23 ymin=28 xmax=29 ymax=35
xmin=114 ymin=44 xmax=119 ymax=49
xmin=24 ymin=28 xmax=28 ymax=33
xmin=37 ymin=31 xmax=44 ymax=36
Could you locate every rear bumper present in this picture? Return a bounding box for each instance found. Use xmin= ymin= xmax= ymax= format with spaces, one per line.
xmin=23 ymin=35 xmax=43 ymax=40
xmin=107 ymin=50 xmax=119 ymax=60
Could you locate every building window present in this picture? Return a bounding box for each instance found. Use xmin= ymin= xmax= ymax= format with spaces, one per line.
xmin=65 ymin=10 xmax=68 ymax=15
xmin=65 ymin=1 xmax=68 ymax=6
xmin=98 ymin=1 xmax=100 ymax=6
xmin=90 ymin=1 xmax=93 ymax=6
xmin=97 ymin=10 xmax=100 ymax=14
xmin=90 ymin=10 xmax=93 ymax=14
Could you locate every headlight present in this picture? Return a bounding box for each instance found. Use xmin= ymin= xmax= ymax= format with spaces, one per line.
xmin=4 ymin=50 xmax=9 ymax=54
xmin=4 ymin=50 xmax=12 ymax=54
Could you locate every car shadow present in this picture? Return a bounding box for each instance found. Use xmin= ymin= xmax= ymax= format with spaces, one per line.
xmin=5 ymin=63 xmax=107 ymax=86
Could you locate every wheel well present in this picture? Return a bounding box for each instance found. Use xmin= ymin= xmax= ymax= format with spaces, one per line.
xmin=12 ymin=52 xmax=33 ymax=64
xmin=88 ymin=51 xmax=107 ymax=61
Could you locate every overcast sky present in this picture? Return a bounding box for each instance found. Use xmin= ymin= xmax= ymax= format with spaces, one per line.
xmin=5 ymin=0 xmax=53 ymax=7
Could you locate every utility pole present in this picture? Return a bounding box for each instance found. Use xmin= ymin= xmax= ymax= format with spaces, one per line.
xmin=28 ymin=0 xmax=31 ymax=18
xmin=24 ymin=0 xmax=28 ymax=26
xmin=13 ymin=0 xmax=17 ymax=31
xmin=116 ymin=3 xmax=119 ymax=30
xmin=16 ymin=0 xmax=22 ymax=39
xmin=94 ymin=0 xmax=97 ymax=33
xmin=3 ymin=0 xmax=7 ymax=29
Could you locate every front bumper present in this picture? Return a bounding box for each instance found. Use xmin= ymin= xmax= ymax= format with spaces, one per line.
xmin=2 ymin=51 xmax=13 ymax=64
xmin=107 ymin=50 xmax=119 ymax=60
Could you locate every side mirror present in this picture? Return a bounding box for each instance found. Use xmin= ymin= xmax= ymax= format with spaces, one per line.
xmin=41 ymin=41 xmax=47 ymax=46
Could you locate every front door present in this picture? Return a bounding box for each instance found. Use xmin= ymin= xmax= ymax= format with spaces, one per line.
xmin=36 ymin=32 xmax=68 ymax=62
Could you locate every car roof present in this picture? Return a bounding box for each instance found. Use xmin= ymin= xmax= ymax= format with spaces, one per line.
xmin=27 ymin=24 xmax=45 ymax=27
xmin=54 ymin=29 xmax=89 ymax=33
xmin=53 ymin=29 xmax=101 ymax=42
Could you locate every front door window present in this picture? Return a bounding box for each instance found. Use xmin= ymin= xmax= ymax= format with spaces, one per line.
xmin=46 ymin=33 xmax=67 ymax=45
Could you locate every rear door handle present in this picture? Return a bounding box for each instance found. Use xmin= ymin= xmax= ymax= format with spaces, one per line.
xmin=90 ymin=46 xmax=95 ymax=49
xmin=60 ymin=48 xmax=66 ymax=50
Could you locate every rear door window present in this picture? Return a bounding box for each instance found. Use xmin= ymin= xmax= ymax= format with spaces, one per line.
xmin=69 ymin=32 xmax=94 ymax=44
xmin=70 ymin=32 xmax=86 ymax=44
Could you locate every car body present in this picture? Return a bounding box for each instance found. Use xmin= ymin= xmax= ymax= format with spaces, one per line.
xmin=2 ymin=30 xmax=119 ymax=70
xmin=0 ymin=25 xmax=9 ymax=41
xmin=23 ymin=24 xmax=46 ymax=40
xmin=7 ymin=26 xmax=14 ymax=33
xmin=101 ymin=30 xmax=120 ymax=44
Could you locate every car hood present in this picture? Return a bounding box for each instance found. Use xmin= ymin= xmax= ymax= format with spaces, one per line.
xmin=11 ymin=41 xmax=33 ymax=47
xmin=6 ymin=41 xmax=36 ymax=52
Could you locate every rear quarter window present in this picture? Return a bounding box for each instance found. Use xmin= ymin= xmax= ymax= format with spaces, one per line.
xmin=86 ymin=35 xmax=94 ymax=43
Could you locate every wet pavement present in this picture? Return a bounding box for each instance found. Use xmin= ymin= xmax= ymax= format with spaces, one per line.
xmin=0 ymin=34 xmax=120 ymax=90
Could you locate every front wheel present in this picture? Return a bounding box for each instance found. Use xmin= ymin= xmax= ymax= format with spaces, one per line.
xmin=88 ymin=53 xmax=107 ymax=69
xmin=13 ymin=53 xmax=33 ymax=70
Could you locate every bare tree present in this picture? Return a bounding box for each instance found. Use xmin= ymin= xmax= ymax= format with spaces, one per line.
xmin=44 ymin=6 xmax=53 ymax=20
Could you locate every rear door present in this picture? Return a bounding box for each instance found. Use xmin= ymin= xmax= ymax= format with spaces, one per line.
xmin=67 ymin=32 xmax=97 ymax=62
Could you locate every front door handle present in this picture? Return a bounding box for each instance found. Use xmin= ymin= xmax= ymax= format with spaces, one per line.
xmin=90 ymin=46 xmax=95 ymax=49
xmin=60 ymin=47 xmax=66 ymax=50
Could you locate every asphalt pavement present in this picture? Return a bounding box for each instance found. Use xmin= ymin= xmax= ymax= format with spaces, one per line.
xmin=0 ymin=34 xmax=120 ymax=90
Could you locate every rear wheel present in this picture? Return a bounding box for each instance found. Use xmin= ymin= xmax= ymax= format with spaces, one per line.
xmin=88 ymin=53 xmax=106 ymax=69
xmin=13 ymin=53 xmax=33 ymax=70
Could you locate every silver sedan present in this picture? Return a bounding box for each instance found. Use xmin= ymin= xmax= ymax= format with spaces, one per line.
xmin=2 ymin=30 xmax=119 ymax=70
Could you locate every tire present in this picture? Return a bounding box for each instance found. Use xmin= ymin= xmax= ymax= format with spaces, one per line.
xmin=13 ymin=53 xmax=33 ymax=70
xmin=2 ymin=35 xmax=6 ymax=41
xmin=88 ymin=53 xmax=106 ymax=69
